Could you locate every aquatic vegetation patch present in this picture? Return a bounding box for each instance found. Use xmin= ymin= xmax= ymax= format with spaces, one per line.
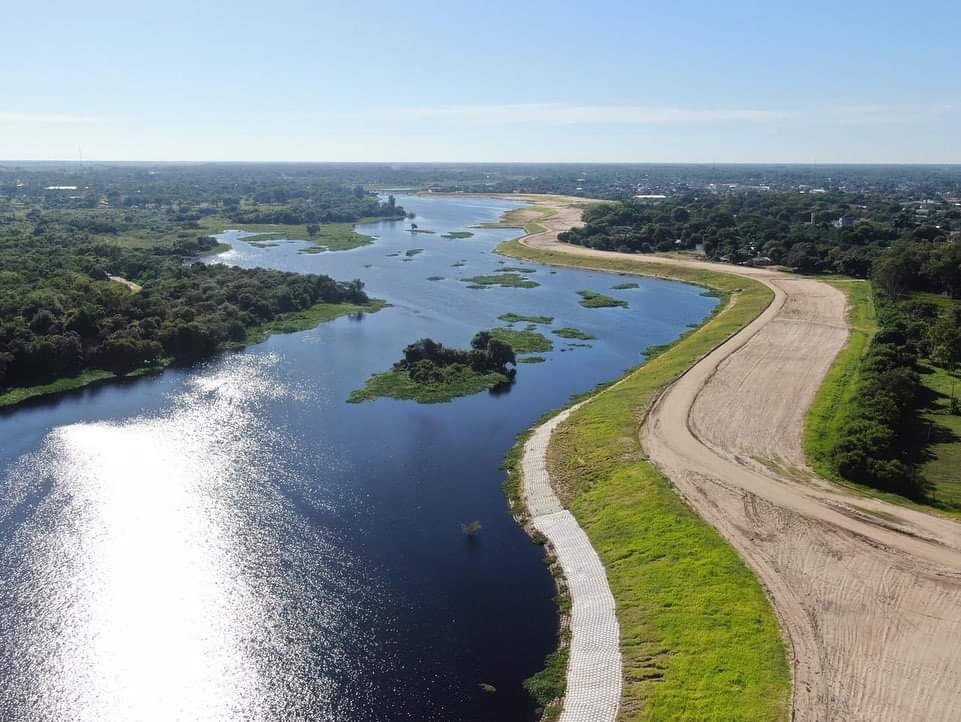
xmin=518 ymin=355 xmax=546 ymax=364
xmin=349 ymin=333 xmax=517 ymax=404
xmin=553 ymin=327 xmax=595 ymax=340
xmin=441 ymin=231 xmax=474 ymax=239
xmin=496 ymin=266 xmax=536 ymax=274
xmin=612 ymin=282 xmax=639 ymax=290
xmin=577 ymin=290 xmax=628 ymax=308
xmin=498 ymin=312 xmax=554 ymax=325
xmin=489 ymin=327 xmax=553 ymax=353
xmin=405 ymin=248 xmax=424 ymax=257
xmin=462 ymin=273 xmax=540 ymax=289
xmin=427 ymin=275 xmax=444 ymax=281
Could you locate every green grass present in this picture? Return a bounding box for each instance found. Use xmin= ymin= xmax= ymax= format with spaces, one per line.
xmin=462 ymin=273 xmax=540 ymax=289
xmin=194 ymin=217 xmax=374 ymax=253
xmin=553 ymin=327 xmax=595 ymax=340
xmin=918 ymin=363 xmax=961 ymax=508
xmin=441 ymin=231 xmax=474 ymax=239
xmin=499 ymin=312 xmax=554 ymax=325
xmin=499 ymin=238 xmax=789 ymax=721
xmin=489 ymin=327 xmax=553 ymax=353
xmin=612 ymin=282 xmax=640 ymax=290
xmin=577 ymin=290 xmax=628 ymax=308
xmin=804 ymin=280 xmax=878 ymax=481
xmin=475 ymin=204 xmax=557 ymax=233
xmin=496 ymin=266 xmax=537 ymax=274
xmin=348 ymin=365 xmax=509 ymax=404
xmin=241 ymin=299 xmax=387 ymax=345
xmin=518 ymin=355 xmax=546 ymax=364
xmin=0 ymin=369 xmax=122 ymax=408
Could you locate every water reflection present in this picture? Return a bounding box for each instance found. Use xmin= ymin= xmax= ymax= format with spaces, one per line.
xmin=0 ymin=355 xmax=385 ymax=720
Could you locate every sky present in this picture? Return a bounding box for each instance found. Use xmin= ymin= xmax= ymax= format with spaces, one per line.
xmin=3 ymin=0 xmax=959 ymax=163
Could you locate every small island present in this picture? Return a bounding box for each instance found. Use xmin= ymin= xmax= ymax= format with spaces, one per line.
xmin=578 ymin=290 xmax=629 ymax=308
xmin=349 ymin=332 xmax=517 ymax=404
xmin=441 ymin=231 xmax=474 ymax=239
xmin=612 ymin=282 xmax=640 ymax=290
xmin=553 ymin=327 xmax=596 ymax=340
xmin=463 ymin=273 xmax=540 ymax=289
xmin=498 ymin=312 xmax=554 ymax=325
xmin=489 ymin=327 xmax=553 ymax=353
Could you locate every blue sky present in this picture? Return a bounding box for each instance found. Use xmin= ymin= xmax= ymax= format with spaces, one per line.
xmin=3 ymin=0 xmax=959 ymax=162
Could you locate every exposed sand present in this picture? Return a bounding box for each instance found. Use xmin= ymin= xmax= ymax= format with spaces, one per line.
xmin=516 ymin=197 xmax=961 ymax=721
xmin=109 ymin=275 xmax=143 ymax=293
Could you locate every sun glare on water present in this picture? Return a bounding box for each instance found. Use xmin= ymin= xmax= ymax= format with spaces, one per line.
xmin=0 ymin=355 xmax=379 ymax=721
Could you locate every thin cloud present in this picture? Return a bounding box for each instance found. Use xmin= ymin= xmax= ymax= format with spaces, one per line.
xmin=0 ymin=111 xmax=98 ymax=125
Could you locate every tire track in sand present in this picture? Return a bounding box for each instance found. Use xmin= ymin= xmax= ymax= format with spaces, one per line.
xmin=513 ymin=197 xmax=961 ymax=721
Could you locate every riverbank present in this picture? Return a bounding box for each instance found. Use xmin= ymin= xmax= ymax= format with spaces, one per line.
xmin=502 ymin=233 xmax=789 ymax=720
xmin=0 ymin=299 xmax=386 ymax=409
xmin=503 ymin=195 xmax=961 ymax=722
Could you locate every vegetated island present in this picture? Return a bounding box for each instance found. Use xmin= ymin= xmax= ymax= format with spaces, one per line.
xmin=578 ymin=290 xmax=629 ymax=308
xmin=489 ymin=327 xmax=553 ymax=353
xmin=612 ymin=282 xmax=640 ymax=290
xmin=349 ymin=332 xmax=517 ymax=404
xmin=496 ymin=266 xmax=536 ymax=274
xmin=553 ymin=327 xmax=595 ymax=340
xmin=463 ymin=273 xmax=540 ymax=289
xmin=498 ymin=312 xmax=554 ymax=325
xmin=441 ymin=231 xmax=474 ymax=239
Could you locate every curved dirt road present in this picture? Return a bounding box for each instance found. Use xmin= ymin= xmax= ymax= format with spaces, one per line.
xmin=514 ymin=198 xmax=961 ymax=721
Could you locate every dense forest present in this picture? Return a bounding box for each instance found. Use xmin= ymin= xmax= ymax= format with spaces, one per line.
xmin=0 ymin=169 xmax=393 ymax=395
xmin=561 ymin=192 xmax=961 ymax=289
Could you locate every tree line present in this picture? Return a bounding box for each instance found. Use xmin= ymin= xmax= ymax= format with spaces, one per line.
xmin=560 ymin=192 xmax=960 ymax=286
xmin=0 ymin=224 xmax=368 ymax=391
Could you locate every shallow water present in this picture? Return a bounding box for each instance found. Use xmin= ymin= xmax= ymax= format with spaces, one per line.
xmin=0 ymin=195 xmax=717 ymax=721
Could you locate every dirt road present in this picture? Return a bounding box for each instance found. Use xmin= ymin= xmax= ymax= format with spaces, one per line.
xmin=517 ymin=198 xmax=961 ymax=721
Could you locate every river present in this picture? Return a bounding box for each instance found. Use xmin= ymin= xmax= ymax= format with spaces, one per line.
xmin=0 ymin=194 xmax=717 ymax=721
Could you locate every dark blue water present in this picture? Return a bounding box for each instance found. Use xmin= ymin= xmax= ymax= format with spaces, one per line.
xmin=0 ymin=195 xmax=717 ymax=721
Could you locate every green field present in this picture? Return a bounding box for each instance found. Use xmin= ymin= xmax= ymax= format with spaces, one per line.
xmin=919 ymin=363 xmax=961 ymax=507
xmin=500 ymin=239 xmax=789 ymax=721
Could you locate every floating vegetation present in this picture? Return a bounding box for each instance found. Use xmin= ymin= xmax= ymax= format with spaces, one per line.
xmin=612 ymin=282 xmax=639 ymax=290
xmin=498 ymin=312 xmax=554 ymax=324
xmin=441 ymin=231 xmax=474 ymax=239
xmin=496 ymin=266 xmax=536 ymax=274
xmin=405 ymin=248 xmax=424 ymax=257
xmin=427 ymin=275 xmax=444 ymax=281
xmin=577 ymin=290 xmax=628 ymax=308
xmin=518 ymin=355 xmax=546 ymax=364
xmin=462 ymin=273 xmax=539 ymax=289
xmin=462 ymin=520 xmax=483 ymax=536
xmin=553 ymin=327 xmax=596 ymax=340
xmin=489 ymin=328 xmax=553 ymax=353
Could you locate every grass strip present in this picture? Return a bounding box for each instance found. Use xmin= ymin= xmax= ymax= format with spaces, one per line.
xmin=499 ymin=238 xmax=790 ymax=721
